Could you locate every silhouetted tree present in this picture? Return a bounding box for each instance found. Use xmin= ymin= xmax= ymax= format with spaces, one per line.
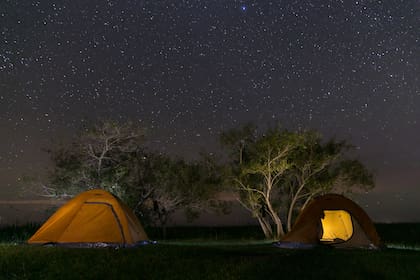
xmin=33 ymin=120 xmax=224 ymax=231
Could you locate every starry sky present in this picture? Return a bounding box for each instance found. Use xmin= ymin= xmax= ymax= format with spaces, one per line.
xmin=0 ymin=0 xmax=419 ymax=222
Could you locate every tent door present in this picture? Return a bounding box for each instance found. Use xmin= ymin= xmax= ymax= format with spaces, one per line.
xmin=320 ymin=210 xmax=353 ymax=243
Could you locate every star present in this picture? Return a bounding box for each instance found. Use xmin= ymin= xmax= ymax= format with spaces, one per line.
xmin=0 ymin=0 xmax=418 ymax=222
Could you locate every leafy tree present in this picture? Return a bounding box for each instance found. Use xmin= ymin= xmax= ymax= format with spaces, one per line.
xmin=40 ymin=120 xmax=145 ymax=200
xmin=221 ymin=126 xmax=303 ymax=239
xmin=283 ymin=131 xmax=374 ymax=231
xmin=221 ymin=125 xmax=374 ymax=239
xmin=34 ymin=120 xmax=223 ymax=232
xmin=141 ymin=153 xmax=225 ymax=238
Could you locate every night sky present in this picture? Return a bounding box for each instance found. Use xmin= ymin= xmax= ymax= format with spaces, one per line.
xmin=1 ymin=1 xmax=419 ymax=222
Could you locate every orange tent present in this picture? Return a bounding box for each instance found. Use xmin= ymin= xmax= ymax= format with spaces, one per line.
xmin=279 ymin=194 xmax=381 ymax=249
xmin=28 ymin=189 xmax=148 ymax=247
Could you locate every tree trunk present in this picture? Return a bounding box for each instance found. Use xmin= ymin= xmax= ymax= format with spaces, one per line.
xmin=256 ymin=215 xmax=273 ymax=239
xmin=264 ymin=196 xmax=284 ymax=239
xmin=301 ymin=194 xmax=314 ymax=210
xmin=264 ymin=169 xmax=284 ymax=239
xmin=287 ymin=193 xmax=302 ymax=232
xmin=286 ymin=182 xmax=307 ymax=232
xmin=267 ymin=205 xmax=284 ymax=239
xmin=162 ymin=225 xmax=167 ymax=240
xmin=160 ymin=214 xmax=168 ymax=240
xmin=286 ymin=201 xmax=295 ymax=232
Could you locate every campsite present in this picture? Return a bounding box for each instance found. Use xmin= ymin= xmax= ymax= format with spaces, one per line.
xmin=1 ymin=1 xmax=419 ymax=279
xmin=0 ymin=223 xmax=420 ymax=279
xmin=0 ymin=191 xmax=419 ymax=279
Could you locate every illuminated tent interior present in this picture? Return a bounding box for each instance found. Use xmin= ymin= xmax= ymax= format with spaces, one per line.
xmin=320 ymin=210 xmax=353 ymax=242
xmin=279 ymin=194 xmax=381 ymax=249
xmin=28 ymin=189 xmax=148 ymax=247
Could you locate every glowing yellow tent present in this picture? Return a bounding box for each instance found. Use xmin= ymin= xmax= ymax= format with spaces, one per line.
xmin=28 ymin=189 xmax=148 ymax=247
xmin=279 ymin=194 xmax=381 ymax=249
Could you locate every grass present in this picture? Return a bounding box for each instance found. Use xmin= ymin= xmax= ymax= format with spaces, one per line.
xmin=1 ymin=243 xmax=419 ymax=279
xmin=0 ymin=224 xmax=419 ymax=279
xmin=0 ymin=224 xmax=39 ymax=244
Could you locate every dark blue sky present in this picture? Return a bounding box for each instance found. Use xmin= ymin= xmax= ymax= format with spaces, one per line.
xmin=0 ymin=0 xmax=419 ymax=221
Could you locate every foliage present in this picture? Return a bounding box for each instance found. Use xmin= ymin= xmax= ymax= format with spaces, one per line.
xmin=220 ymin=124 xmax=374 ymax=239
xmin=225 ymin=127 xmax=303 ymax=239
xmin=283 ymin=131 xmax=374 ymax=231
xmin=136 ymin=153 xmax=226 ymax=236
xmin=33 ymin=120 xmax=223 ymax=229
xmin=35 ymin=120 xmax=146 ymax=199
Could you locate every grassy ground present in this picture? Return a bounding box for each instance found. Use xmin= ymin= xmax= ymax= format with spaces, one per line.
xmin=0 ymin=224 xmax=419 ymax=279
xmin=1 ymin=243 xmax=419 ymax=279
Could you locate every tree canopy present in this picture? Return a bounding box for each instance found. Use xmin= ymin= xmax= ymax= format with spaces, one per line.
xmin=26 ymin=120 xmax=374 ymax=240
xmin=220 ymin=124 xmax=374 ymax=239
xmin=36 ymin=120 xmax=223 ymax=231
